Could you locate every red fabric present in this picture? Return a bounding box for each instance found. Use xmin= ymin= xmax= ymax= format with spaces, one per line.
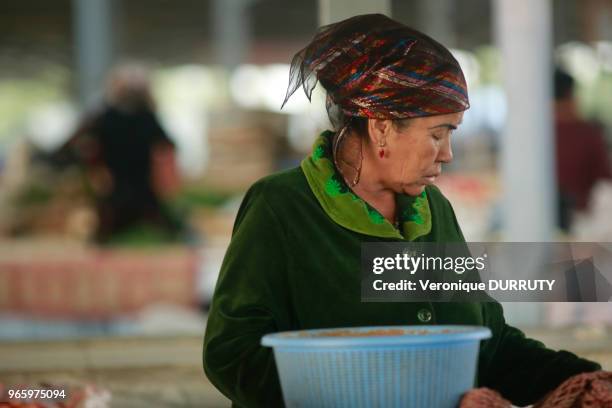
xmin=459 ymin=372 xmax=612 ymax=407
xmin=459 ymin=387 xmax=511 ymax=407
xmin=556 ymin=119 xmax=612 ymax=210
xmin=533 ymin=371 xmax=612 ymax=408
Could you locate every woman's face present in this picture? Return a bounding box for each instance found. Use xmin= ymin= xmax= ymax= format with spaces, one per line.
xmin=373 ymin=111 xmax=464 ymax=196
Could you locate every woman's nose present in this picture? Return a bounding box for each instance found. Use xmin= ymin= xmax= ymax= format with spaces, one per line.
xmin=437 ymin=139 xmax=453 ymax=163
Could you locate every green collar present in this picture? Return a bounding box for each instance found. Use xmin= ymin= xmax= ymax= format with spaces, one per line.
xmin=301 ymin=130 xmax=432 ymax=240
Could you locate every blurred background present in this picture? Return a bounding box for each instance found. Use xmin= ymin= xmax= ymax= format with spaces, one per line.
xmin=0 ymin=0 xmax=611 ymax=406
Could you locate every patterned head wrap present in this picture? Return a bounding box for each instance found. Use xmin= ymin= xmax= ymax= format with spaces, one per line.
xmin=282 ymin=14 xmax=469 ymax=119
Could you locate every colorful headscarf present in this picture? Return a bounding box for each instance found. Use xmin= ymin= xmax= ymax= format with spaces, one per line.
xmin=282 ymin=14 xmax=469 ymax=119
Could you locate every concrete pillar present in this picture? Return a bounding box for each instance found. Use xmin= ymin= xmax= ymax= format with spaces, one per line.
xmin=212 ymin=0 xmax=252 ymax=71
xmin=72 ymin=0 xmax=116 ymax=106
xmin=494 ymin=0 xmax=556 ymax=242
xmin=318 ymin=0 xmax=391 ymax=25
xmin=418 ymin=0 xmax=456 ymax=48
xmin=494 ymin=0 xmax=554 ymax=327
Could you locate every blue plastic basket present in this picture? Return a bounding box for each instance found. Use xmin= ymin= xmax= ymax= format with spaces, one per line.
xmin=261 ymin=325 xmax=491 ymax=408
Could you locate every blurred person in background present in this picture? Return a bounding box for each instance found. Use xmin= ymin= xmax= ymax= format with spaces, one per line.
xmin=203 ymin=15 xmax=610 ymax=408
xmin=61 ymin=63 xmax=183 ymax=244
xmin=554 ymin=68 xmax=611 ymax=231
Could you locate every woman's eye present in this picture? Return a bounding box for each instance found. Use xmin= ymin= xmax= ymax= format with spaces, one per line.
xmin=432 ymin=134 xmax=442 ymax=141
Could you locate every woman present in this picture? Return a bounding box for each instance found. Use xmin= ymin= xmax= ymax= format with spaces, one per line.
xmin=204 ymin=14 xmax=604 ymax=407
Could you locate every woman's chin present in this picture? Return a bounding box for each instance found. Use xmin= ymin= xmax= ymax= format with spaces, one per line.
xmin=401 ymin=184 xmax=426 ymax=196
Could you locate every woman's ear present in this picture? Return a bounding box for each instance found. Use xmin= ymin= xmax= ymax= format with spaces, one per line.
xmin=367 ymin=119 xmax=393 ymax=144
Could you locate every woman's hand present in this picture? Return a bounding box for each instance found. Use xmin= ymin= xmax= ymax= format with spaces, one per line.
xmin=533 ymin=370 xmax=612 ymax=408
xmin=459 ymin=371 xmax=612 ymax=407
xmin=459 ymin=387 xmax=511 ymax=407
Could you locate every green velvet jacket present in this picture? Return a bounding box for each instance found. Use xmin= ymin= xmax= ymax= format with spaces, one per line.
xmin=203 ymin=132 xmax=600 ymax=407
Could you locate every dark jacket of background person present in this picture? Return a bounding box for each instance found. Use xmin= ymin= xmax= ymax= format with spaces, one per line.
xmin=64 ymin=64 xmax=181 ymax=243
xmin=554 ymin=68 xmax=612 ymax=228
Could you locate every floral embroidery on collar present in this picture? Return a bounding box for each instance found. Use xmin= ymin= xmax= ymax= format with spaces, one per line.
xmin=301 ymin=130 xmax=432 ymax=240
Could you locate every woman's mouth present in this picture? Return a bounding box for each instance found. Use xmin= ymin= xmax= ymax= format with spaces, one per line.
xmin=423 ymin=173 xmax=440 ymax=184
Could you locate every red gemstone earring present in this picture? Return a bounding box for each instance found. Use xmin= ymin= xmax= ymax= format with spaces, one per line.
xmin=378 ymin=140 xmax=386 ymax=158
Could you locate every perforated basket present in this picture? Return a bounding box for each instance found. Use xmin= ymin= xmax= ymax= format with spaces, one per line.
xmin=261 ymin=325 xmax=491 ymax=408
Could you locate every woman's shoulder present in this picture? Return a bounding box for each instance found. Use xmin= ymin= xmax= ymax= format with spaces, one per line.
xmin=232 ymin=167 xmax=314 ymax=231
xmin=253 ymin=166 xmax=308 ymax=190
xmin=244 ymin=166 xmax=312 ymax=205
